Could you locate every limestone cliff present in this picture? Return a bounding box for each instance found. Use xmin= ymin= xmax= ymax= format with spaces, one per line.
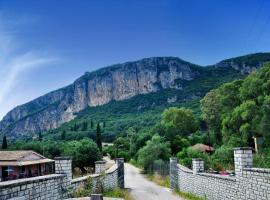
xmin=215 ymin=52 xmax=270 ymax=74
xmin=2 ymin=53 xmax=270 ymax=139
xmin=0 ymin=57 xmax=200 ymax=138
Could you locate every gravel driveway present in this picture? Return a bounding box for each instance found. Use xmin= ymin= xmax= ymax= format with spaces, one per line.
xmin=125 ymin=163 xmax=183 ymax=200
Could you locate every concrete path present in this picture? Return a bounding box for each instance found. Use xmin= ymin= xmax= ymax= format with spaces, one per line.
xmin=125 ymin=163 xmax=183 ymax=200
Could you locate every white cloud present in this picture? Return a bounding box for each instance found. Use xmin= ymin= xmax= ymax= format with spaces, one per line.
xmin=0 ymin=13 xmax=58 ymax=119
xmin=0 ymin=52 xmax=56 ymax=105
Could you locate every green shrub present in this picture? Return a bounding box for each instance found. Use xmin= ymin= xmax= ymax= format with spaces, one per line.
xmin=210 ymin=146 xmax=234 ymax=170
xmin=175 ymin=189 xmax=206 ymax=200
xmin=254 ymin=147 xmax=270 ymax=168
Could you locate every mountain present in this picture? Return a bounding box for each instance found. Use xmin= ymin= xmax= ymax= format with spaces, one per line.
xmin=1 ymin=53 xmax=270 ymax=140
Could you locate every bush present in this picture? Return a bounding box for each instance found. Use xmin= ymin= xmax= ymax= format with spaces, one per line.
xmin=177 ymin=147 xmax=211 ymax=169
xmin=118 ymin=150 xmax=130 ymax=161
xmin=210 ymin=146 xmax=234 ymax=170
xmin=253 ymin=147 xmax=270 ymax=168
xmin=63 ymin=138 xmax=102 ymax=173
xmin=137 ymin=135 xmax=171 ymax=170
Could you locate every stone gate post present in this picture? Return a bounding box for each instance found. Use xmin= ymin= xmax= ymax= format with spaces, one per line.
xmin=116 ymin=158 xmax=125 ymax=188
xmin=54 ymin=157 xmax=72 ymax=198
xmin=234 ymin=147 xmax=253 ymax=176
xmin=170 ymin=157 xmax=178 ymax=190
xmin=95 ymin=160 xmax=106 ymax=174
xmin=192 ymin=158 xmax=204 ymax=174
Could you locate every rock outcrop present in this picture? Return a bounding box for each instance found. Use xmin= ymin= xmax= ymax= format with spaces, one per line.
xmin=1 ymin=53 xmax=270 ymax=139
xmin=0 ymin=57 xmax=199 ymax=138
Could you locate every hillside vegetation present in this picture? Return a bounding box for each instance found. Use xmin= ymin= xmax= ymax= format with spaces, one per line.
xmin=3 ymin=54 xmax=270 ymax=175
xmin=43 ymin=67 xmax=243 ymax=142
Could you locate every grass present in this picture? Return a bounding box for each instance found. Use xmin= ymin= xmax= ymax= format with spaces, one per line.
xmin=175 ymin=190 xmax=206 ymax=200
xmin=129 ymin=159 xmax=142 ymax=169
xmin=103 ymin=188 xmax=135 ymax=200
xmin=146 ymin=173 xmax=205 ymax=200
xmin=146 ymin=173 xmax=170 ymax=188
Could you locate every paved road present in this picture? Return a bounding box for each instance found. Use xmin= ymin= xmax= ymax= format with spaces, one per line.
xmin=125 ymin=163 xmax=183 ymax=200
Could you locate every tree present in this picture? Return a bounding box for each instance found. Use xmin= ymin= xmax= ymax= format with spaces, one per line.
xmin=137 ymin=134 xmax=171 ymax=170
xmin=73 ymin=123 xmax=79 ymax=131
xmin=103 ymin=121 xmax=106 ymax=128
xmin=113 ymin=137 xmax=130 ymax=159
xmin=222 ymin=100 xmax=259 ymax=146
xmin=126 ymin=127 xmax=136 ymax=156
xmin=2 ymin=135 xmax=7 ymax=149
xmin=158 ymin=107 xmax=198 ymax=153
xmin=90 ymin=120 xmax=94 ymax=129
xmin=63 ymin=138 xmax=102 ymax=173
xmin=38 ymin=132 xmax=42 ymax=141
xmin=259 ymin=96 xmax=270 ymax=144
xmin=81 ymin=121 xmax=88 ymax=131
xmin=61 ymin=130 xmax=66 ymax=140
xmin=96 ymin=122 xmax=102 ymax=151
xmin=200 ymin=90 xmax=222 ymax=143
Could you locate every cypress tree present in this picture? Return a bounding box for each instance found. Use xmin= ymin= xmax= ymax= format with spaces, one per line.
xmin=91 ymin=120 xmax=94 ymax=129
xmin=2 ymin=135 xmax=7 ymax=149
xmin=38 ymin=132 xmax=42 ymax=141
xmin=74 ymin=123 xmax=78 ymax=131
xmin=82 ymin=121 xmax=88 ymax=131
xmin=61 ymin=130 xmax=66 ymax=140
xmin=96 ymin=122 xmax=102 ymax=151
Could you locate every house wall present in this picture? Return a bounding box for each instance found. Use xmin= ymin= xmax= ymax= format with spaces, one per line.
xmin=1 ymin=164 xmax=47 ymax=180
xmin=170 ymin=147 xmax=270 ymax=200
xmin=0 ymin=158 xmax=125 ymax=200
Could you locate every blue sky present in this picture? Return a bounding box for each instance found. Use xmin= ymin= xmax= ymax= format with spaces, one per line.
xmin=0 ymin=0 xmax=270 ymax=119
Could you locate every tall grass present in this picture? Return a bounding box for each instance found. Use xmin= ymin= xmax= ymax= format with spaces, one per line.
xmin=147 ymin=173 xmax=170 ymax=188
xmin=103 ymin=188 xmax=134 ymax=200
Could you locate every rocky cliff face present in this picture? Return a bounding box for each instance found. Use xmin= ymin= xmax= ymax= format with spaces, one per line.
xmin=0 ymin=57 xmax=200 ymax=138
xmin=2 ymin=53 xmax=270 ymax=139
xmin=215 ymin=52 xmax=270 ymax=74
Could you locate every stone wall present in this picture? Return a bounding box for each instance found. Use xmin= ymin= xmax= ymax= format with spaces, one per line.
xmin=71 ymin=158 xmax=124 ymax=192
xmin=170 ymin=147 xmax=270 ymax=200
xmin=71 ymin=164 xmax=119 ymax=192
xmin=0 ymin=158 xmax=124 ymax=200
xmin=0 ymin=174 xmax=68 ymax=200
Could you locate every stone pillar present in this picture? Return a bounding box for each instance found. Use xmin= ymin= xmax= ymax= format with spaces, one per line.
xmin=54 ymin=157 xmax=72 ymax=181
xmin=0 ymin=166 xmax=2 ymax=181
xmin=91 ymin=194 xmax=103 ymax=200
xmin=170 ymin=157 xmax=178 ymax=190
xmin=234 ymin=147 xmax=253 ymax=176
xmin=95 ymin=160 xmax=106 ymax=174
xmin=192 ymin=158 xmax=204 ymax=174
xmin=116 ymin=158 xmax=124 ymax=188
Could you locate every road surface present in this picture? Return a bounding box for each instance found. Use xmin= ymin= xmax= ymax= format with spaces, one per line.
xmin=125 ymin=163 xmax=183 ymax=200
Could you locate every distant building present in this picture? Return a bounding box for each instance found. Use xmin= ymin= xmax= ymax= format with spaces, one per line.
xmin=0 ymin=151 xmax=54 ymax=181
xmin=191 ymin=143 xmax=215 ymax=153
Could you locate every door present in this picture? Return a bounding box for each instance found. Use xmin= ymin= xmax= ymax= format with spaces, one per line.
xmin=2 ymin=166 xmax=8 ymax=181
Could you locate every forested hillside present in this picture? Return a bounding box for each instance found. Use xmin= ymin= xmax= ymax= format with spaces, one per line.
xmin=4 ymin=57 xmax=270 ymax=176
xmin=1 ymin=53 xmax=269 ymax=140
xmin=43 ymin=66 xmax=244 ymax=142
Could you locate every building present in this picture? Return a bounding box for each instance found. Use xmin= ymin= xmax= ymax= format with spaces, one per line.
xmin=190 ymin=143 xmax=215 ymax=153
xmin=0 ymin=151 xmax=54 ymax=181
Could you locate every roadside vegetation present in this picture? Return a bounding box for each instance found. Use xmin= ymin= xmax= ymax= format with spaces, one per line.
xmin=103 ymin=63 xmax=270 ymax=172
xmin=2 ymin=58 xmax=270 ymax=199
xmin=103 ymin=188 xmax=135 ymax=200
xmin=4 ymin=63 xmax=270 ymax=173
xmin=146 ymin=173 xmax=170 ymax=188
xmin=175 ymin=190 xmax=206 ymax=200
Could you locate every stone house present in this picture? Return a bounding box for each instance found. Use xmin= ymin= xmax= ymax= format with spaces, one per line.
xmin=0 ymin=151 xmax=54 ymax=181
